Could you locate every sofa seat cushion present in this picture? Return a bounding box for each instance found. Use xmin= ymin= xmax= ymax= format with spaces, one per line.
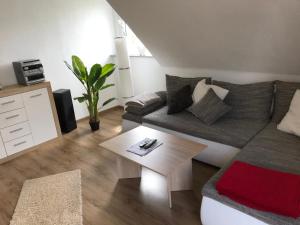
xmin=202 ymin=123 xmax=300 ymax=225
xmin=142 ymin=106 xmax=268 ymax=148
xmin=237 ymin=123 xmax=300 ymax=173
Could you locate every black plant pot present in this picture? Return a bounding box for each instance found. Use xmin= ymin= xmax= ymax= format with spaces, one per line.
xmin=89 ymin=121 xmax=100 ymax=131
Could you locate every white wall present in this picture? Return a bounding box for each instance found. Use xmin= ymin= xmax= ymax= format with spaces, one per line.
xmin=126 ymin=57 xmax=300 ymax=94
xmin=164 ymin=67 xmax=300 ymax=84
xmin=0 ymin=0 xmax=118 ymax=119
xmin=129 ymin=57 xmax=165 ymax=95
xmin=112 ymin=56 xmax=165 ymax=106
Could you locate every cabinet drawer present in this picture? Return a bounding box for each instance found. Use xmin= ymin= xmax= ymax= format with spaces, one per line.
xmin=0 ymin=108 xmax=27 ymax=129
xmin=1 ymin=122 xmax=31 ymax=142
xmin=0 ymin=94 xmax=24 ymax=113
xmin=5 ymin=134 xmax=34 ymax=156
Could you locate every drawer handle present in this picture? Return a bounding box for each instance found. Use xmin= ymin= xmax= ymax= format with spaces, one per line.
xmin=1 ymin=100 xmax=15 ymax=105
xmin=6 ymin=114 xmax=19 ymax=120
xmin=14 ymin=141 xmax=26 ymax=147
xmin=10 ymin=128 xmax=23 ymax=133
xmin=30 ymin=93 xmax=42 ymax=98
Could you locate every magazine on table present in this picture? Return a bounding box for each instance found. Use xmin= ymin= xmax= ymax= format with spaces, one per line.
xmin=127 ymin=138 xmax=163 ymax=156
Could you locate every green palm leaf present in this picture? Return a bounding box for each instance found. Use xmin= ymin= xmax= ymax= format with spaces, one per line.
xmin=94 ymin=77 xmax=106 ymax=91
xmin=100 ymin=83 xmax=115 ymax=90
xmin=74 ymin=96 xmax=88 ymax=103
xmin=64 ymin=61 xmax=84 ymax=84
xmin=88 ymin=64 xmax=102 ymax=86
xmin=102 ymin=98 xmax=116 ymax=106
xmin=100 ymin=64 xmax=117 ymax=79
xmin=72 ymin=55 xmax=87 ymax=81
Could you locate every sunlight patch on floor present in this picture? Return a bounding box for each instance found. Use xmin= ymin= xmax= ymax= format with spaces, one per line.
xmin=140 ymin=167 xmax=167 ymax=199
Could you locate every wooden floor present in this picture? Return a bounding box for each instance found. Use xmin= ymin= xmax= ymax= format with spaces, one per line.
xmin=0 ymin=107 xmax=218 ymax=225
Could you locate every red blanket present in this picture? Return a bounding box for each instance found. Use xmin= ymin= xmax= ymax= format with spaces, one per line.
xmin=216 ymin=161 xmax=300 ymax=218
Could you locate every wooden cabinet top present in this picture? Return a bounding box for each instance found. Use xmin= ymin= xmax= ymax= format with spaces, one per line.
xmin=0 ymin=82 xmax=52 ymax=98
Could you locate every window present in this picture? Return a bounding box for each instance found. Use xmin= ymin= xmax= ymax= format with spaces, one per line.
xmin=113 ymin=12 xmax=152 ymax=57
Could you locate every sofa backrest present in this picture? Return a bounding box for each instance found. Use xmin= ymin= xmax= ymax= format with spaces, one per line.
xmin=164 ymin=77 xmax=300 ymax=123
xmin=212 ymin=80 xmax=274 ymax=121
xmin=165 ymin=74 xmax=211 ymax=94
xmin=272 ymin=80 xmax=300 ymax=123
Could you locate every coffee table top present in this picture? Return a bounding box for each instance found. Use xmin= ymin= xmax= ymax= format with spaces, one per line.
xmin=99 ymin=126 xmax=207 ymax=176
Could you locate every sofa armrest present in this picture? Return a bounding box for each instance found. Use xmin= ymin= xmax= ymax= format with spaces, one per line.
xmin=122 ymin=112 xmax=143 ymax=123
xmin=155 ymin=91 xmax=167 ymax=104
xmin=125 ymin=91 xmax=167 ymax=116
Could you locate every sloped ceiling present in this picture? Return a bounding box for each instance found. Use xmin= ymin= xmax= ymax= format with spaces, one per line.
xmin=108 ymin=0 xmax=300 ymax=75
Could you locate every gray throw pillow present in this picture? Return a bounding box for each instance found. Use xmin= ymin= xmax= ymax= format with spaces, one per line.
xmin=166 ymin=75 xmax=211 ymax=111
xmin=167 ymin=85 xmax=193 ymax=114
xmin=189 ymin=89 xmax=231 ymax=125
xmin=212 ymin=80 xmax=274 ymax=121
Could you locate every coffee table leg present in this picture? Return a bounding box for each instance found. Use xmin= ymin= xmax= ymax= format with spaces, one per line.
xmin=167 ymin=176 xmax=173 ymax=208
xmin=169 ymin=160 xmax=193 ymax=191
xmin=166 ymin=161 xmax=192 ymax=208
xmin=117 ymin=156 xmax=141 ymax=179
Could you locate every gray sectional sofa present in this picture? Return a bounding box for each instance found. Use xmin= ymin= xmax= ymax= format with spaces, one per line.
xmin=122 ymin=79 xmax=300 ymax=225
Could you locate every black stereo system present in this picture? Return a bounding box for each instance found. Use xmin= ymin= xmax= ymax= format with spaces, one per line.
xmin=53 ymin=89 xmax=77 ymax=133
xmin=12 ymin=59 xmax=45 ymax=85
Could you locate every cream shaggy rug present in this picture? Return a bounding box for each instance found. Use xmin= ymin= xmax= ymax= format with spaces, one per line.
xmin=10 ymin=170 xmax=82 ymax=225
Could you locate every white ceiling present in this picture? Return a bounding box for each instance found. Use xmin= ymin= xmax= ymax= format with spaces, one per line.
xmin=108 ymin=0 xmax=300 ymax=75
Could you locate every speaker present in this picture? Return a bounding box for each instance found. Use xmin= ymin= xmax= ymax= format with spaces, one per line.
xmin=53 ymin=89 xmax=77 ymax=133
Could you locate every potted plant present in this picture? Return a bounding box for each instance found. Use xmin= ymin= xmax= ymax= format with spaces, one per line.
xmin=64 ymin=55 xmax=117 ymax=131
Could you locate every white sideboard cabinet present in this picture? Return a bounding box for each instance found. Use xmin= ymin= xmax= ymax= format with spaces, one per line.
xmin=0 ymin=82 xmax=61 ymax=162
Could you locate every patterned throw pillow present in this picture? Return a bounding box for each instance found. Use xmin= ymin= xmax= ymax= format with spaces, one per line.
xmin=189 ymin=89 xmax=231 ymax=125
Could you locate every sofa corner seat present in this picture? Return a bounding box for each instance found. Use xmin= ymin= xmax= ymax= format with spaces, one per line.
xmin=201 ymin=122 xmax=300 ymax=225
